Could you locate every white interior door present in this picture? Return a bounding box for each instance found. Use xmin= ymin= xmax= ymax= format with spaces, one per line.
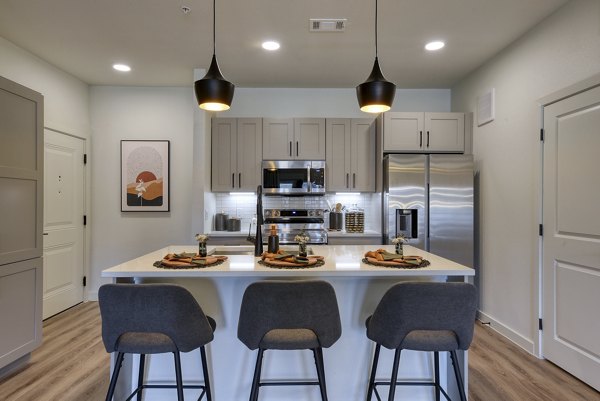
xmin=43 ymin=130 xmax=85 ymax=319
xmin=542 ymin=85 xmax=600 ymax=391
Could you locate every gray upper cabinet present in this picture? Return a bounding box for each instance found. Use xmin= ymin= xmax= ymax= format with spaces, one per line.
xmin=0 ymin=77 xmax=43 ymax=266
xmin=263 ymin=118 xmax=325 ymax=160
xmin=0 ymin=76 xmax=43 ymax=370
xmin=383 ymin=112 xmax=464 ymax=153
xmin=326 ymin=118 xmax=375 ymax=192
xmin=212 ymin=118 xmax=262 ymax=192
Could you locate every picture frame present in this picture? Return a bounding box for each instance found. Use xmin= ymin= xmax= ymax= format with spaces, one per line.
xmin=121 ymin=140 xmax=170 ymax=212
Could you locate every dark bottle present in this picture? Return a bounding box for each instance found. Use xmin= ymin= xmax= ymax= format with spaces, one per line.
xmin=267 ymin=224 xmax=279 ymax=253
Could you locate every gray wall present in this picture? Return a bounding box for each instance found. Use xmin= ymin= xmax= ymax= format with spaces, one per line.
xmin=451 ymin=0 xmax=600 ymax=352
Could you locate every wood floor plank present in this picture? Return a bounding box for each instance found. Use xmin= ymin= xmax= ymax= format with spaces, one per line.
xmin=0 ymin=303 xmax=598 ymax=400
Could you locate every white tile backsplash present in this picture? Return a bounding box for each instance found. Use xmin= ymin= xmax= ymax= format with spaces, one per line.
xmin=213 ymin=193 xmax=381 ymax=233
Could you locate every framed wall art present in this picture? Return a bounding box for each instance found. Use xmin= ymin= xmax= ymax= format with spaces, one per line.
xmin=121 ymin=140 xmax=170 ymax=212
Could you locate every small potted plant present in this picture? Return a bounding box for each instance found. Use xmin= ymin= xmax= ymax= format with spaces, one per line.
xmin=391 ymin=234 xmax=409 ymax=256
xmin=195 ymin=233 xmax=209 ymax=257
xmin=294 ymin=232 xmax=310 ymax=257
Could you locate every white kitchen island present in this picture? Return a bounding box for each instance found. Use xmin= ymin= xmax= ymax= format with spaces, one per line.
xmin=102 ymin=244 xmax=474 ymax=401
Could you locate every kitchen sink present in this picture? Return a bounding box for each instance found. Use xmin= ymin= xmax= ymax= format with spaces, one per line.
xmin=209 ymin=245 xmax=313 ymax=256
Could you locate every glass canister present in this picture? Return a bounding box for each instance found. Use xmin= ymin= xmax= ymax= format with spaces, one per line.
xmin=344 ymin=204 xmax=364 ymax=233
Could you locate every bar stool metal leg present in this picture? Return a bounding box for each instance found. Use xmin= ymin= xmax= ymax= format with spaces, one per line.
xmin=200 ymin=346 xmax=212 ymax=401
xmin=136 ymin=354 xmax=146 ymax=401
xmin=174 ymin=352 xmax=184 ymax=401
xmin=313 ymin=348 xmax=328 ymax=401
xmin=387 ymin=348 xmax=402 ymax=401
xmin=366 ymin=344 xmax=381 ymax=401
xmin=450 ymin=350 xmax=467 ymax=401
xmin=106 ymin=352 xmax=125 ymax=401
xmin=434 ymin=352 xmax=441 ymax=401
xmin=250 ymin=349 xmax=265 ymax=401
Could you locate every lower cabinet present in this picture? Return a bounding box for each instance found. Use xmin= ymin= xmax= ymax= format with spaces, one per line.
xmin=327 ymin=235 xmax=382 ymax=246
xmin=0 ymin=259 xmax=43 ymax=370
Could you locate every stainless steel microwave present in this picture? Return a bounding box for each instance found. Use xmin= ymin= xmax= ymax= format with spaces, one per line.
xmin=262 ymin=160 xmax=326 ymax=195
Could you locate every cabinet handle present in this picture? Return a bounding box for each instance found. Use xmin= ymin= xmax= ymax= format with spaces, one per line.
xmin=296 ymin=141 xmax=299 ymax=157
xmin=427 ymin=131 xmax=430 ymax=147
xmin=346 ymin=173 xmax=349 ymax=188
xmin=289 ymin=141 xmax=292 ymax=157
xmin=239 ymin=173 xmax=241 ymax=188
xmin=232 ymin=173 xmax=235 ymax=188
xmin=419 ymin=131 xmax=423 ymax=147
xmin=353 ymin=173 xmax=356 ymax=188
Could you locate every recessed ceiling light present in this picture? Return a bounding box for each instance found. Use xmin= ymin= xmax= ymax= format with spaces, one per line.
xmin=425 ymin=41 xmax=445 ymax=51
xmin=113 ymin=64 xmax=131 ymax=72
xmin=262 ymin=41 xmax=280 ymax=51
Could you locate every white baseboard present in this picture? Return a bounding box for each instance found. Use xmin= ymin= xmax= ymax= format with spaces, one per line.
xmin=86 ymin=290 xmax=98 ymax=301
xmin=477 ymin=310 xmax=536 ymax=355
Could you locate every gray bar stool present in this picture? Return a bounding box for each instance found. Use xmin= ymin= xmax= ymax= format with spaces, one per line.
xmin=98 ymin=283 xmax=216 ymax=401
xmin=237 ymin=280 xmax=342 ymax=401
xmin=365 ymin=282 xmax=477 ymax=401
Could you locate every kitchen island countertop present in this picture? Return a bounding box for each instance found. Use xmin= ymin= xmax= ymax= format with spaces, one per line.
xmin=101 ymin=244 xmax=474 ymax=278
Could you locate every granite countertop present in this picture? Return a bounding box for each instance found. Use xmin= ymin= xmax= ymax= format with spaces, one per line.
xmin=102 ymin=244 xmax=474 ymax=278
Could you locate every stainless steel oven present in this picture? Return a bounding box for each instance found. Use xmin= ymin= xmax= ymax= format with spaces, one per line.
xmin=263 ymin=208 xmax=327 ymax=244
xmin=262 ymin=160 xmax=325 ymax=195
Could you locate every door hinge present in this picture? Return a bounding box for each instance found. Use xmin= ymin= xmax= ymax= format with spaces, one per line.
xmin=540 ymin=129 xmax=544 ymax=142
xmin=83 ymin=153 xmax=87 ymax=164
xmin=539 ymin=318 xmax=543 ymax=331
xmin=83 ymin=276 xmax=87 ymax=287
xmin=83 ymin=215 xmax=87 ymax=226
xmin=539 ymin=224 xmax=543 ymax=236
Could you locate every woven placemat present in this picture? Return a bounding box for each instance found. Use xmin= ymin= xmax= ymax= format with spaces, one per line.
xmin=362 ymin=254 xmax=430 ymax=269
xmin=153 ymin=253 xmax=228 ymax=269
xmin=258 ymin=258 xmax=325 ymax=269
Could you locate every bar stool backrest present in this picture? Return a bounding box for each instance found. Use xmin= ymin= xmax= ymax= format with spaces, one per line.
xmin=367 ymin=282 xmax=477 ymax=350
xmin=98 ymin=283 xmax=214 ymax=353
xmin=237 ymin=280 xmax=342 ymax=350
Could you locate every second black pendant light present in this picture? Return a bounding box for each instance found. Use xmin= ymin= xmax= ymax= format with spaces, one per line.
xmin=194 ymin=0 xmax=235 ymax=111
xmin=356 ymin=0 xmax=396 ymax=113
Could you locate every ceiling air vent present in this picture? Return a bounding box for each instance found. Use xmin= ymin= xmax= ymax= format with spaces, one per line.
xmin=309 ymin=19 xmax=347 ymax=32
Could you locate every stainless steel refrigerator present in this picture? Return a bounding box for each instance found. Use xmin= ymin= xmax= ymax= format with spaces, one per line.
xmin=382 ymin=154 xmax=474 ymax=267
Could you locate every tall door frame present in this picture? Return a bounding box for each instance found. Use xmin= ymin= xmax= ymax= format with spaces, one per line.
xmin=538 ymin=73 xmax=600 ymax=389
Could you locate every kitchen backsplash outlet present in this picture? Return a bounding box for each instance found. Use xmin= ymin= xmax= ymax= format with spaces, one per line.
xmin=214 ymin=193 xmax=381 ymax=233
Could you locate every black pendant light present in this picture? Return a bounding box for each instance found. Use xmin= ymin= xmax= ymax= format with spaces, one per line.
xmin=356 ymin=0 xmax=396 ymax=113
xmin=194 ymin=0 xmax=234 ymax=111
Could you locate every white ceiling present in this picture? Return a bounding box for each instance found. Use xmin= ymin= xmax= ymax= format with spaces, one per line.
xmin=0 ymin=0 xmax=568 ymax=88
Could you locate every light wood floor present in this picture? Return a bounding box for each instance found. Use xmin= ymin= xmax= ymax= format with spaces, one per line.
xmin=0 ymin=302 xmax=598 ymax=401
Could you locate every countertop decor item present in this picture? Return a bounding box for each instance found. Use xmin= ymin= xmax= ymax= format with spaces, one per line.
xmin=121 ymin=140 xmax=170 ymax=212
xmin=363 ymin=249 xmax=429 ymax=269
xmin=391 ymin=234 xmax=409 ymax=256
xmin=195 ymin=233 xmax=209 ymax=257
xmin=294 ymin=231 xmax=310 ymax=257
xmin=194 ymin=0 xmax=235 ymax=111
xmin=259 ymin=251 xmax=325 ymax=269
xmin=356 ymin=0 xmax=396 ymax=113
xmin=153 ymin=252 xmax=228 ymax=269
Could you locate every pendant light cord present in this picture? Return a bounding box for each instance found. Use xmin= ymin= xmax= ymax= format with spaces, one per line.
xmin=375 ymin=0 xmax=378 ymax=58
xmin=212 ymin=0 xmax=216 ymax=57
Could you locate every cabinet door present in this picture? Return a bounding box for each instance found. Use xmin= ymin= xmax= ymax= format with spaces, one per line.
xmin=0 ymin=258 xmax=43 ymax=368
xmin=351 ymin=119 xmax=376 ymax=192
xmin=326 ymin=119 xmax=351 ymax=191
xmin=383 ymin=112 xmax=424 ymax=152
xmin=236 ymin=118 xmax=263 ymax=192
xmin=0 ymin=77 xmax=43 ymax=266
xmin=295 ymin=118 xmax=325 ymax=160
xmin=263 ymin=118 xmax=294 ymax=160
xmin=424 ymin=112 xmax=464 ymax=152
xmin=211 ymin=118 xmax=237 ymax=191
